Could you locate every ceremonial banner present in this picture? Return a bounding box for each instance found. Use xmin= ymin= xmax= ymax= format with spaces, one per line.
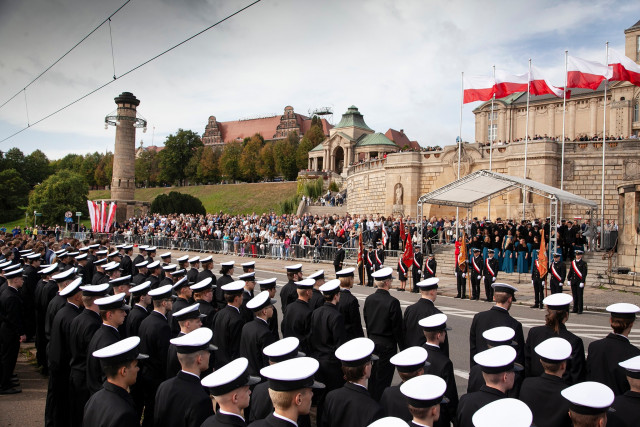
xmin=567 ymin=55 xmax=613 ymax=90
xmin=463 ymin=75 xmax=495 ymax=103
xmin=494 ymin=70 xmax=528 ymax=98
xmin=530 ymin=66 xmax=568 ymax=98
xmin=608 ymin=48 xmax=640 ymax=87
xmin=538 ymin=231 xmax=548 ymax=277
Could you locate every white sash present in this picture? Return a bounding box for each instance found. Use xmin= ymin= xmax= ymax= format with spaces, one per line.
xmin=375 ymin=251 xmax=382 ymax=264
xmin=413 ymin=254 xmax=421 ymax=268
xmin=426 ymin=261 xmax=434 ymax=275
xmin=398 ymin=259 xmax=407 ymax=275
xmin=367 ymin=253 xmax=374 ymax=267
xmin=485 ymin=259 xmax=495 ymax=277
xmin=551 ymin=263 xmax=562 ymax=281
xmin=472 ymin=257 xmax=481 ymax=273
xmin=571 ymin=260 xmax=583 ymax=279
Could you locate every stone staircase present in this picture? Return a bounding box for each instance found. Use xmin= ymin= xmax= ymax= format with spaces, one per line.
xmin=297 ymin=204 xmax=349 ymax=217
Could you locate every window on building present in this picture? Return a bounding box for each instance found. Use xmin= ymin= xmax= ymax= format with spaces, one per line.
xmin=488 ymin=111 xmax=498 ymax=121
xmin=634 ymin=98 xmax=640 ymax=123
xmin=637 ymin=35 xmax=640 ymax=61
xmin=487 ymin=123 xmax=497 ymax=142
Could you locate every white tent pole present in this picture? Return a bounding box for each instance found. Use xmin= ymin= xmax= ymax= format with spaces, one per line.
xmin=523 ymin=59 xmax=531 ymax=220
xmin=600 ymin=42 xmax=608 ymax=250
xmin=488 ymin=65 xmax=495 ymax=220
xmin=560 ymin=50 xmax=568 ymax=219
xmin=456 ymin=72 xmax=464 ymax=239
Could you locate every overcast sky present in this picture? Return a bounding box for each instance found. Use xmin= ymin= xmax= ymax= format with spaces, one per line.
xmin=0 ymin=0 xmax=638 ymax=159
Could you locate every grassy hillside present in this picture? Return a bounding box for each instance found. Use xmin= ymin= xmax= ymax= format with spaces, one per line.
xmin=88 ymin=182 xmax=298 ymax=215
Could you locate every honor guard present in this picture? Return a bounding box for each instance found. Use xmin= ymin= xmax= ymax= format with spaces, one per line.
xmin=159 ymin=252 xmax=172 ymax=280
xmin=110 ymin=275 xmax=133 ymax=337
xmin=456 ymin=346 xmax=523 ymax=427
xmin=608 ymin=355 xmax=640 ymax=427
xmin=586 ymin=303 xmax=640 ymax=395
xmin=524 ymin=293 xmax=586 ymax=385
xmin=257 ymin=278 xmax=280 ymax=340
xmin=308 ymin=270 xmax=325 ymax=311
xmin=567 ymin=249 xmax=588 ymax=314
xmin=138 ymin=285 xmax=173 ymax=427
xmin=333 ymin=241 xmax=346 ymax=273
xmin=83 ymin=337 xmax=148 ymax=427
xmin=170 ymin=276 xmax=193 ymax=337
xmin=323 ymin=338 xmax=384 ymax=426
xmin=166 ymin=303 xmax=208 ymax=378
xmin=519 ymin=337 xmax=572 ymax=427
xmin=34 ymin=264 xmax=58 ymax=374
xmin=155 ymin=328 xmax=216 ymax=427
xmin=46 ymin=268 xmax=78 ymax=353
xmin=280 ymin=264 xmax=303 ymax=315
xmin=239 ymin=291 xmax=278 ymax=376
xmin=549 ymin=252 xmax=566 ymax=294
xmin=191 ymin=278 xmax=216 ymax=330
xmin=454 ymin=255 xmax=467 ymax=299
xmin=561 ymin=381 xmax=614 ymax=427
xmin=187 ymin=256 xmax=200 ymax=284
xmin=530 ymin=255 xmax=547 ymax=309
xmin=281 ymin=279 xmax=314 ymax=353
xmin=239 ymin=272 xmax=257 ymax=324
xmin=469 ymin=283 xmax=524 ymax=368
xmin=132 ymin=245 xmax=147 ymax=276
xmin=75 ymin=253 xmax=89 ymax=284
xmin=197 ymin=256 xmax=216 ymax=287
xmin=336 ymin=268 xmax=364 ymax=340
xmin=423 ymin=252 xmax=437 ymax=281
xmin=215 ymin=261 xmax=236 ymax=310
xmin=400 ymin=374 xmax=449 ymax=427
xmin=176 ymin=254 xmax=190 ymax=273
xmin=470 ymin=248 xmax=483 ymax=300
xmin=0 ymin=268 xmax=25 ymax=395
xmin=159 ymin=264 xmax=177 ymax=288
xmin=241 ymin=261 xmax=255 ymax=274
xmin=467 ymin=327 xmax=518 ymax=395
xmin=471 ymin=398 xmax=533 ymax=427
xmin=402 ymin=278 xmax=448 ymax=354
xmin=375 ymin=241 xmax=385 ymax=271
xmin=121 ymin=245 xmax=134 ymax=276
xmin=145 ymin=246 xmax=157 ymax=265
xmin=365 ymin=244 xmax=375 ymax=287
xmin=411 ymin=247 xmax=424 ymax=293
xmin=200 ymin=358 xmax=261 ymax=427
xmin=483 ymin=249 xmax=499 ymax=302
xmin=397 ymin=255 xmax=410 ymax=292
xmin=381 ymin=346 xmax=429 ymax=423
xmin=146 ymin=261 xmax=162 ymax=289
xmin=132 ymin=261 xmax=149 ymax=285
xmin=419 ymin=314 xmax=458 ymax=427
xmin=364 ymin=267 xmax=404 ymax=401
xmin=212 ymin=281 xmax=246 ymax=369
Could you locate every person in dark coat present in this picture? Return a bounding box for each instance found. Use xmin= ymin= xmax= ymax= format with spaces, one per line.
xmin=483 ymin=249 xmax=499 ymax=302
xmin=519 ymin=337 xmax=572 ymax=427
xmin=45 ymin=268 xmax=77 ymax=352
xmin=191 ymin=277 xmax=216 ymax=330
xmin=567 ymin=249 xmax=587 ymax=313
xmin=120 ymin=245 xmax=134 ymax=277
xmin=91 ymin=258 xmax=108 ymax=285
xmin=455 ymin=256 xmax=467 ymax=299
xmin=125 ymin=282 xmax=151 ymax=337
xmin=308 ymin=270 xmax=325 ymax=311
xmin=560 ymin=381 xmax=614 ymax=427
xmin=364 ymin=267 xmax=404 ymax=401
xmin=336 ymin=268 xmax=364 ymax=340
xmin=280 ymin=264 xmax=303 ymax=315
xmin=159 ymin=264 xmax=178 ymax=288
xmin=170 ymin=275 xmax=192 ymax=337
xmin=215 ymin=261 xmax=236 ymax=310
xmin=131 ymin=245 xmax=147 ymax=277
xmin=187 ymin=256 xmax=200 ymax=284
xmin=212 ymin=281 xmax=246 ymax=369
xmin=402 ymin=278 xmax=448 ymax=355
xmin=380 ymin=346 xmax=428 ymax=423
xmin=22 ymin=253 xmax=42 ymax=340
xmin=321 ymin=337 xmax=384 ymax=427
xmin=423 ymin=252 xmax=436 ymax=280
xmin=548 ymin=252 xmax=566 ymax=294
xmin=166 ymin=303 xmax=208 ymax=378
xmin=45 ymin=277 xmax=84 ymax=427
xmin=531 ymin=256 xmax=547 ymax=309
xmin=201 ymin=357 xmax=261 ymax=427
xmin=469 ymin=248 xmax=483 ymax=300
xmin=586 ymin=303 xmax=640 ymax=395
xmin=375 ymin=241 xmax=385 ymax=271
xmin=34 ymin=264 xmax=58 ymax=374
xmin=364 ymin=244 xmax=375 ymax=287
xmin=281 ymin=279 xmax=314 ymax=353
xmin=145 ymin=246 xmax=157 ymax=265
xmin=83 ymin=335 xmax=147 ymax=427
xmin=333 ymin=242 xmax=345 ymax=273
xmin=197 ymin=256 xmax=216 ymax=286
xmin=132 ymin=261 xmax=149 ymax=285
xmin=0 ymin=268 xmax=26 ymax=394
xmin=411 ymin=247 xmax=424 ymax=293
xmin=146 ymin=261 xmax=162 ymax=289
xmin=258 ymin=278 xmax=280 ymax=341
xmin=608 ymin=355 xmax=640 ymax=427
xmin=137 ymin=284 xmax=173 ymax=427
xmin=155 ymin=328 xmax=216 ymax=427
xmin=524 ymin=293 xmax=585 ymax=385
xmin=68 ymin=283 xmax=109 ymax=427
xmin=75 ymin=253 xmax=90 ymax=284
xmin=239 ymin=272 xmax=256 ymax=324
xmin=399 ymin=374 xmax=450 ymax=427
xmin=239 ymin=291 xmax=278 ymax=376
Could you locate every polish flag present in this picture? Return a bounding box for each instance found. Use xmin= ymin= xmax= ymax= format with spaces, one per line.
xmin=494 ymin=70 xmax=528 ymax=98
xmin=463 ymin=75 xmax=495 ymax=104
xmin=567 ymin=55 xmax=613 ymax=90
xmin=529 ymin=66 xmax=568 ymax=98
xmin=608 ymin=48 xmax=640 ymax=87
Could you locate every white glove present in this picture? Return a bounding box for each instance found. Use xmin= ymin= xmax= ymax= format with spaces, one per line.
xmin=542 ymin=281 xmax=545 ymax=286
xmin=477 ymin=275 xmax=481 ymax=280
xmin=579 ymin=282 xmax=584 ymax=288
xmin=492 ymin=277 xmax=496 ymax=282
xmin=462 ymin=273 xmax=466 ymax=278
xmin=481 ymin=276 xmax=485 ymax=281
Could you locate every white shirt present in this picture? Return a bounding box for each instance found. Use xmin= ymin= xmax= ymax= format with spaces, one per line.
xmin=218 ymin=410 xmax=245 ymax=422
xmin=273 ymin=412 xmax=298 ymax=426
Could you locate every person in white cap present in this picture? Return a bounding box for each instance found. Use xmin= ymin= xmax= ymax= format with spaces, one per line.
xmin=176 ymin=254 xmax=190 ymax=272
xmin=467 ymin=326 xmax=518 ymax=394
xmin=561 ymin=381 xmax=614 ymax=427
xmin=381 ymin=346 xmax=429 ymax=423
xmin=281 ymin=264 xmax=303 ymax=315
xmin=154 ymin=328 xmax=216 ymax=427
xmin=213 ymin=281 xmax=247 ymax=369
xmin=0 ymin=267 xmax=25 ymax=395
xmin=196 ymin=256 xmax=216 ymax=287
xmin=46 ymin=268 xmax=77 ymax=344
xmin=121 ymin=245 xmax=134 ymax=277
xmin=215 ymin=261 xmax=236 ymax=310
xmin=586 ymin=303 xmax=640 ymax=395
xmin=146 ymin=261 xmax=162 ymax=289
xmin=166 ymin=304 xmax=208 ymax=378
xmin=126 ymin=282 xmax=151 ymax=337
xmin=191 ymin=278 xmax=216 ymax=330
xmin=281 ymin=279 xmax=314 ymax=354
xmin=364 ymin=267 xmax=404 ymax=401
xmin=402 ymin=277 xmax=448 ymax=353
xmin=483 ymin=248 xmax=499 ymax=302
xmin=132 ymin=261 xmax=149 ymax=286
xmin=239 ymin=291 xmax=278 ymax=376
xmin=367 ymin=417 xmax=409 ymax=427
xmin=91 ymin=258 xmax=108 ymax=286
xmin=257 ymin=278 xmax=280 ymax=341
xmin=308 ymin=270 xmax=325 ymax=311
xmin=239 ymin=272 xmax=257 ymax=324
xmin=83 ymin=336 xmax=148 ymax=427
xmin=323 ymin=337 xmax=384 ymax=427
xmin=336 ymin=267 xmax=364 ymax=340
xmin=201 ymin=357 xmax=261 ymax=427
xmin=400 ymin=374 xmax=449 ymax=427
xmin=146 ymin=246 xmax=157 ymax=265
xmin=34 ymin=264 xmax=59 ymax=375
xmin=519 ymin=337 xmax=572 ymax=427
xmin=132 ymin=245 xmax=147 ymax=276
xmin=471 ymin=398 xmax=533 ymax=427
xmin=187 ymin=256 xmax=201 ymax=284
xmin=567 ymin=249 xmax=587 ymax=314
xmin=250 ymin=357 xmax=325 ymax=427
xmin=608 ymin=355 xmax=640 ymax=427
xmin=170 ymin=276 xmax=193 ymax=337
xmin=23 ymin=252 xmax=42 ymax=341
xmin=524 ymin=293 xmax=585 ymax=385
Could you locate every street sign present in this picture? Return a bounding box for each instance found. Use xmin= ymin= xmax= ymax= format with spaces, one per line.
xmin=75 ymin=212 xmax=82 ymax=216
xmin=34 ymin=213 xmax=42 ymax=217
xmin=64 ymin=217 xmax=73 ymax=223
xmin=65 ymin=211 xmax=73 ymax=218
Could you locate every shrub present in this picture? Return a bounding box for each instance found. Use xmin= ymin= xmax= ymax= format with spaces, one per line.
xmin=151 ymin=191 xmax=206 ymax=215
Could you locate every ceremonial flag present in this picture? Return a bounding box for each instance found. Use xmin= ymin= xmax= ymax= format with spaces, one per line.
xmin=357 ymin=231 xmax=364 ymax=267
xmin=608 ymin=48 xmax=640 ymax=87
xmin=494 ymin=70 xmax=529 ymax=98
xmin=538 ymin=231 xmax=548 ymax=277
xmin=402 ymin=234 xmax=413 ymax=268
xmin=87 ymin=200 xmax=96 ymax=232
xmin=399 ymin=219 xmax=406 ymax=242
xmin=382 ymin=226 xmax=388 ymax=247
xmin=106 ymin=202 xmax=117 ymax=232
xmin=530 ymin=66 xmax=569 ymax=98
xmin=567 ymin=55 xmax=613 ymax=90
xmin=93 ymin=202 xmax=100 ymax=232
xmin=458 ymin=233 xmax=468 ymax=267
xmin=463 ymin=75 xmax=495 ymax=103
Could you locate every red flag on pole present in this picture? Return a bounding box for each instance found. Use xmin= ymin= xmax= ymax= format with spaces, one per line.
xmin=399 ymin=219 xmax=406 ymax=242
xmin=357 ymin=231 xmax=364 ymax=266
xmin=402 ymin=234 xmax=413 ymax=268
xmin=538 ymin=231 xmax=548 ymax=277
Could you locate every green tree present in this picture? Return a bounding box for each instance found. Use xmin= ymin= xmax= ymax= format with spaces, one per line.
xmin=240 ymin=134 xmax=263 ymax=182
xmin=296 ymin=137 xmax=314 ymax=170
xmin=197 ymin=146 xmax=222 ymax=184
xmin=158 ymin=129 xmax=204 ymax=185
xmin=185 ymin=146 xmax=204 ymax=184
xmin=135 ymin=149 xmax=161 ymax=187
xmin=4 ymin=148 xmax=25 ymax=175
xmin=23 ymin=149 xmax=51 ymax=188
xmin=220 ymin=142 xmax=242 ymax=182
xmin=81 ymin=152 xmax=103 ymax=188
xmin=258 ymin=142 xmax=276 ymax=181
xmin=27 ymin=169 xmax=88 ymax=225
xmin=55 ymin=153 xmax=84 ymax=172
xmin=150 ymin=191 xmax=206 ymax=215
xmin=94 ymin=152 xmax=113 ymax=187
xmin=0 ymin=169 xmax=29 ymax=222
xmin=274 ymin=132 xmax=299 ymax=181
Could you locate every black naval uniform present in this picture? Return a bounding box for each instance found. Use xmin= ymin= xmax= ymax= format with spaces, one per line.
xmin=549 ymin=258 xmax=566 ymax=294
xmin=91 ymin=270 xmax=106 ymax=286
xmin=0 ymin=285 xmax=24 ymax=390
xmin=365 ymin=251 xmax=375 ymax=287
xmin=83 ymin=381 xmax=139 ymax=427
xmin=196 ymin=298 xmax=216 ymax=330
xmin=333 ymin=246 xmax=345 ymax=273
xmin=121 ymin=254 xmax=133 ymax=277
xmin=187 ymin=267 xmax=199 ymax=284
xmin=531 ymin=260 xmax=547 ymax=308
xmin=248 ymin=386 xmax=311 ymax=427
xmin=279 ymin=280 xmax=297 ymax=315
xmin=170 ymin=297 xmax=190 ymax=338
xmin=423 ymin=343 xmax=458 ymax=427
xmin=281 ymin=299 xmax=312 ymax=353
xmin=380 ymin=384 xmax=411 ymax=422
xmin=212 ymin=305 xmax=245 ymax=369
xmin=423 ymin=256 xmax=436 ymax=279
xmin=125 ymin=304 xmax=149 ymax=337
xmin=567 ymin=258 xmax=587 ymax=313
xmin=375 ymin=246 xmax=385 ymax=271
xmin=469 ymin=306 xmax=525 ymax=367
xmin=411 ymin=252 xmax=424 ymax=293
xmin=132 ymin=272 xmax=147 ymax=285
xmin=132 ymin=253 xmax=145 ymax=276
xmin=337 ymin=288 xmax=364 ymax=340
xmin=45 ymin=293 xmax=67 ymax=348
xmin=196 ymin=268 xmax=216 ymax=287
xmin=309 ymin=288 xmax=324 ymax=311
xmin=240 ymin=290 xmax=255 ymax=324
xmin=248 ymin=412 xmax=309 ymax=427
xmin=239 ymin=318 xmax=276 ymax=376
xmin=86 ymin=324 xmax=121 ymax=395
xmin=456 ymin=385 xmax=507 ymax=427
xmin=402 ymin=298 xmax=449 ymax=355
xmin=608 ymin=390 xmax=640 ymax=427
xmin=85 ymin=254 xmax=96 ymax=284
xmin=586 ymin=333 xmax=640 ymax=395
xmin=321 ymin=382 xmax=384 ymax=427
xmin=483 ymin=256 xmax=499 ymax=301
xmin=519 ymin=374 xmax=570 ymax=427
xmin=35 ymin=278 xmax=57 ymax=373
xmin=202 ymin=412 xmax=247 ymax=427
xmin=363 ymin=288 xmax=404 ymax=402
xmin=455 ymin=262 xmax=467 ymax=299
xmin=215 ymin=274 xmax=234 ymax=310
xmin=166 ymin=332 xmax=185 ymax=379
xmin=469 ymin=252 xmax=483 ymax=300
xmin=22 ymin=263 xmax=39 ymax=339
xmin=154 ymin=370 xmax=215 ymax=427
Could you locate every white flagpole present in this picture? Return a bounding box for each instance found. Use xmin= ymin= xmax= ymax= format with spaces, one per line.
xmin=600 ymin=42 xmax=609 ymax=250
xmin=560 ymin=50 xmax=568 ymax=219
xmin=456 ymin=72 xmax=463 ymax=239
xmin=488 ymin=65 xmax=496 ymax=220
xmin=523 ymin=59 xmax=532 ymax=220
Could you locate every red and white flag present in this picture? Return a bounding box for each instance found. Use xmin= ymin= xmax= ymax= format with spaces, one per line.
xmin=463 ymin=75 xmax=495 ymax=104
xmin=106 ymin=202 xmax=117 ymax=232
xmin=530 ymin=66 xmax=568 ymax=98
xmin=494 ymin=70 xmax=528 ymax=98
xmin=567 ymin=55 xmax=613 ymax=90
xmin=608 ymin=48 xmax=640 ymax=87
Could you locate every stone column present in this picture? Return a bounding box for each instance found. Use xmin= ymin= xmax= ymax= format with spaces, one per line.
xmin=110 ymin=92 xmax=139 ymax=222
xmin=548 ymin=104 xmax=556 ymax=138
xmin=568 ymin=101 xmax=576 ymax=141
xmin=590 ymin=98 xmax=598 ymax=137
xmin=529 ymin=106 xmax=536 ymax=138
xmin=498 ymin=110 xmax=506 ymax=142
xmin=480 ymin=113 xmax=488 ymax=143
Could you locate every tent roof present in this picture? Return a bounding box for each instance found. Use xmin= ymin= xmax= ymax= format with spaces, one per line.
xmin=418 ymin=170 xmax=598 ymax=209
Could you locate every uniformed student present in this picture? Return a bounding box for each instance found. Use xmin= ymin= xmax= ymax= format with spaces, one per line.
xmin=586 ymin=302 xmax=640 ymax=395
xmin=402 ymin=278 xmax=448 ymax=353
xmin=281 ymin=279 xmax=314 ymax=353
xmin=45 ymin=277 xmax=83 ymax=427
xmin=308 ymin=270 xmax=326 ymax=311
xmin=191 ymin=278 xmax=216 ymax=330
xmin=549 ymin=252 xmax=566 ymax=294
xmin=126 ymin=282 xmax=151 ymax=337
xmin=364 ymin=267 xmax=404 ymax=401
xmin=146 ymin=261 xmax=162 ymax=289
xmin=456 ymin=345 xmax=523 ymax=427
xmin=110 ymin=275 xmax=133 ymax=336
xmin=454 ymin=255 xmax=467 ymax=299
xmin=91 ymin=258 xmax=108 ymax=285
xmin=121 ymin=245 xmax=134 ymax=277
xmin=250 ymin=356 xmax=325 ymax=427
xmin=240 ymin=291 xmax=278 ymax=376
xmin=257 ymin=278 xmax=280 ymax=341
xmin=46 ymin=268 xmax=78 ymax=348
xmin=0 ymin=268 xmax=25 ymax=394
xmin=423 ymin=252 xmax=437 ymax=281
xmin=160 ymin=252 xmax=172 ymax=280
xmin=75 ymin=253 xmax=89 ymax=284
xmin=68 ymin=283 xmax=110 ymax=427
xmin=103 ymin=261 xmax=123 ymax=283
xmin=213 ymin=281 xmax=247 ymax=369
xmin=132 ymin=261 xmax=149 ymax=285
xmin=336 ymin=267 xmax=364 ymax=340
xmin=83 ymin=336 xmax=148 ymax=427
xmin=280 ymin=264 xmax=303 ymax=315
xmin=166 ymin=303 xmax=208 ymax=378
xmin=34 ymin=264 xmax=58 ymax=375
xmin=519 ymin=337 xmax=572 ymax=427
xmin=187 ymin=256 xmax=200 ymax=284
xmin=197 ymin=256 xmax=216 ymax=287
xmin=176 ymin=254 xmax=190 ymax=273
xmin=608 ymin=355 xmax=640 ymax=427
xmin=483 ymin=249 xmax=499 ymax=302
xmin=138 ymin=284 xmax=173 ymax=427
xmin=333 ymin=241 xmax=345 ymax=273
xmin=170 ymin=276 xmax=192 ymax=337
xmin=145 ymin=246 xmax=157 ymax=265
xmin=239 ymin=272 xmax=257 ymax=324
xmin=322 ymin=337 xmax=384 ymax=427
xmin=471 ymin=398 xmax=533 ymax=427
xmin=560 ymin=381 xmax=614 ymax=427
xmin=215 ymin=261 xmax=236 ymax=310
xmin=469 ymin=248 xmax=483 ymax=300
xmin=381 ymin=346 xmax=429 ymax=423
xmin=364 ymin=244 xmax=375 ymax=287
xmin=132 ymin=245 xmax=147 ymax=276
xmin=200 ymin=357 xmax=261 ymax=427
xmin=159 ymin=264 xmax=178 ymax=288
xmin=531 ymin=254 xmax=547 ymax=309
xmin=419 ymin=313 xmax=458 ymax=427
xmin=400 ymin=374 xmax=449 ymax=427
xmin=567 ymin=249 xmax=588 ymax=314
xmin=23 ymin=252 xmax=42 ymax=340
xmin=524 ymin=293 xmax=586 ymax=385
xmin=411 ymin=246 xmax=423 ymax=293
xmin=86 ymin=293 xmax=129 ymax=395
xmin=241 ymin=261 xmax=255 ymax=274
xmin=155 ymin=328 xmax=216 ymax=427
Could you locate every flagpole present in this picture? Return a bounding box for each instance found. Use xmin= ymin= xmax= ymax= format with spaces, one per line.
xmin=560 ymin=50 xmax=568 ymax=219
xmin=600 ymin=42 xmax=609 ymax=250
xmin=488 ymin=65 xmax=496 ymax=220
xmin=456 ymin=72 xmax=463 ymax=240
xmin=523 ymin=59 xmax=532 ymax=221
